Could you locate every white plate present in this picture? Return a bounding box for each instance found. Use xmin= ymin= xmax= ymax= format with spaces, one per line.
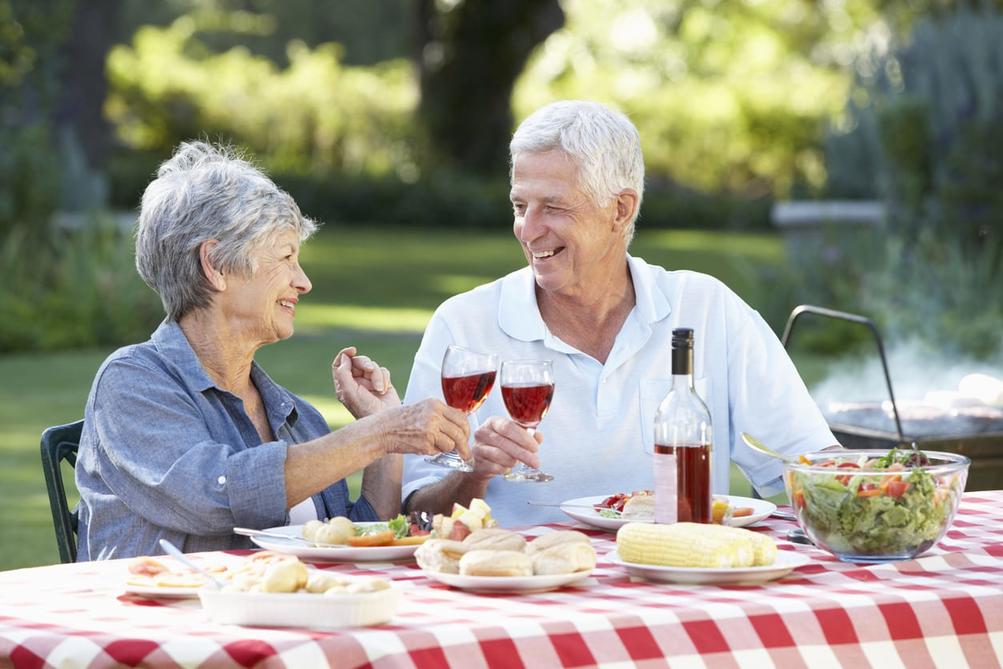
xmin=607 ymin=549 xmax=810 ymax=585
xmin=123 ymin=583 xmax=204 ymax=599
xmin=560 ymin=495 xmax=777 ymax=532
xmin=249 ymin=523 xmax=421 ymax=562
xmin=423 ymin=569 xmax=593 ymax=594
xmin=198 ymin=586 xmax=401 ymax=628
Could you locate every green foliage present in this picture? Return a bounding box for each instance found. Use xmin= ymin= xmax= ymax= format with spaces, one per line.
xmin=0 ymin=0 xmax=74 ymax=243
xmin=514 ymin=0 xmax=879 ymax=195
xmin=105 ymin=16 xmax=420 ymax=178
xmin=0 ymin=216 xmax=163 ymax=353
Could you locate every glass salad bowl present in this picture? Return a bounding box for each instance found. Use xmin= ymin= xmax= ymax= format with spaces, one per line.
xmin=784 ymin=449 xmax=969 ymax=562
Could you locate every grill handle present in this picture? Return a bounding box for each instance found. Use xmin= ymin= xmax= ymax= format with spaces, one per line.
xmin=781 ymin=305 xmax=905 ymax=443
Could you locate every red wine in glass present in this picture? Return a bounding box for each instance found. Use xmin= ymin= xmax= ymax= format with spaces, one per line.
xmin=500 ymin=383 xmax=553 ymax=427
xmin=442 ymin=371 xmax=496 ymax=413
xmin=500 ymin=359 xmax=555 ymax=482
xmin=426 ymin=345 xmax=498 ymax=471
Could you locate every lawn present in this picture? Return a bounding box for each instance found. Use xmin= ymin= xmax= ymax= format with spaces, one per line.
xmin=0 ymin=225 xmax=796 ymax=570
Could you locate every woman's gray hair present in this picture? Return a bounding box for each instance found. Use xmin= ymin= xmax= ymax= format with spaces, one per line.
xmin=510 ymin=100 xmax=645 ymax=244
xmin=135 ymin=141 xmax=317 ymax=320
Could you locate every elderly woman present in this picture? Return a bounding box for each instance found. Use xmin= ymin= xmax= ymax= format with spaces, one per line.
xmin=75 ymin=142 xmax=469 ymax=560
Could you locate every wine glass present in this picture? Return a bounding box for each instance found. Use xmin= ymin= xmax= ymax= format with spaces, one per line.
xmin=425 ymin=345 xmax=498 ymax=471
xmin=500 ymin=359 xmax=555 ymax=482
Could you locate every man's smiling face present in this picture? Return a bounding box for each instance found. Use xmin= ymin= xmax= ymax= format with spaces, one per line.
xmin=510 ymin=149 xmax=625 ymax=300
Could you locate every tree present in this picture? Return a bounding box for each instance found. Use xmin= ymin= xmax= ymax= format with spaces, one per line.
xmin=53 ymin=0 xmax=123 ymax=172
xmin=416 ymin=0 xmax=564 ymax=176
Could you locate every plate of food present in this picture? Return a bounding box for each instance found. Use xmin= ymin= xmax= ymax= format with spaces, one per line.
xmin=416 ymin=528 xmax=597 ymax=594
xmin=248 ymin=519 xmax=428 ymax=562
xmin=559 ymin=492 xmax=776 ymax=531
xmin=423 ymin=569 xmax=593 ymax=594
xmin=607 ymin=549 xmax=810 ymax=585
xmin=610 ymin=521 xmax=810 ymax=585
xmin=123 ymin=556 xmax=221 ymax=598
xmin=248 ymin=500 xmax=499 ymax=562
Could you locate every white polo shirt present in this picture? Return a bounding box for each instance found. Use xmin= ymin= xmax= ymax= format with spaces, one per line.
xmin=402 ymin=255 xmax=836 ymax=526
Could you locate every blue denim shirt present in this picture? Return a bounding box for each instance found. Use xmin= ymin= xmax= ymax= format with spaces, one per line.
xmin=75 ymin=320 xmax=377 ymax=561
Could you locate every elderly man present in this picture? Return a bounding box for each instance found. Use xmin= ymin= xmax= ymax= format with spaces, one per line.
xmin=400 ymin=100 xmax=836 ymax=526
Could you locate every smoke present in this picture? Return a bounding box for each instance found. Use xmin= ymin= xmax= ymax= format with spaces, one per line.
xmin=808 ymin=338 xmax=1003 ymax=407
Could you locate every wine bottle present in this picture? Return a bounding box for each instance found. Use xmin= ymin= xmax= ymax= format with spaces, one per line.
xmin=653 ymin=328 xmax=713 ymax=524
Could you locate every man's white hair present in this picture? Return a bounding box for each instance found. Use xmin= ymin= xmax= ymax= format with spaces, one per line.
xmin=510 ymin=100 xmax=644 ymax=243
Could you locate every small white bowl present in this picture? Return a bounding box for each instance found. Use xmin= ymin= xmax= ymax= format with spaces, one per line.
xmin=198 ymin=585 xmax=401 ymax=629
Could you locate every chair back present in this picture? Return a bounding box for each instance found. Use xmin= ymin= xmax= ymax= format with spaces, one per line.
xmin=40 ymin=420 xmax=84 ymax=563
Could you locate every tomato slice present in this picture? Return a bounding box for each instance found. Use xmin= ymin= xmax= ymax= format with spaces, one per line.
xmin=835 ymin=462 xmax=860 ymax=486
xmin=885 ymin=479 xmax=910 ymax=498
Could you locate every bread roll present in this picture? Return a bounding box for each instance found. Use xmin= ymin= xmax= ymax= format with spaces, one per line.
xmin=415 ymin=539 xmax=468 ymax=574
xmin=526 ymin=530 xmax=592 ymax=554
xmin=531 ymin=542 xmax=597 ymax=575
xmin=621 ymin=494 xmax=655 ymax=520
xmin=459 ymin=550 xmax=533 ymax=577
xmin=462 ymin=528 xmax=526 ymax=552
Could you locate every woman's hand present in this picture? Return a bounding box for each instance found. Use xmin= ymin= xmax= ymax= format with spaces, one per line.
xmin=467 ymin=416 xmax=542 ymax=481
xmin=377 ymin=398 xmax=472 ymax=459
xmin=333 ymin=347 xmax=400 ymax=418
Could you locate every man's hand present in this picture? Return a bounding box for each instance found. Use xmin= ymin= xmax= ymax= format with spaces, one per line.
xmin=468 ymin=416 xmax=543 ymax=480
xmin=377 ymin=399 xmax=472 ymax=459
xmin=332 ymin=347 xmax=400 ymax=418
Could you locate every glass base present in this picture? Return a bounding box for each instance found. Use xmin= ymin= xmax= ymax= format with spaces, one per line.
xmin=503 ymin=463 xmax=553 ymax=482
xmin=425 ymin=451 xmax=473 ymax=472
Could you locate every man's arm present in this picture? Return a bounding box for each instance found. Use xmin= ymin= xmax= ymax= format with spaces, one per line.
xmin=403 ymin=471 xmax=490 ymax=515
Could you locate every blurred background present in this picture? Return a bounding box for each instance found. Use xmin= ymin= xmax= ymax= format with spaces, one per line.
xmin=2 ymin=0 xmax=1001 ymax=568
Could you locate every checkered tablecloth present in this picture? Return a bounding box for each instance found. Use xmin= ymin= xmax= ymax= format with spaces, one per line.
xmin=2 ymin=492 xmax=1002 ymax=669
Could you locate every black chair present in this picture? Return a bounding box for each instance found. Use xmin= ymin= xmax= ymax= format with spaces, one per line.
xmin=40 ymin=420 xmax=84 ymax=563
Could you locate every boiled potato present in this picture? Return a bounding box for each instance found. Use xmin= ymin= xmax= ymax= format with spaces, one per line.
xmin=302 ymin=519 xmax=325 ymax=542
xmin=261 ymin=558 xmax=308 ymax=593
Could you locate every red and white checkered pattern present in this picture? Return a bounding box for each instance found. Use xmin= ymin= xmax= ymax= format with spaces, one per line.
xmin=2 ymin=492 xmax=1002 ymax=668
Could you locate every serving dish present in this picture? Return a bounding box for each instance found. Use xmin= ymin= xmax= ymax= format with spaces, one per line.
xmin=784 ymin=449 xmax=968 ymax=562
xmin=198 ymin=586 xmax=401 ymax=628
xmin=422 ymin=569 xmax=593 ymax=594
xmin=607 ymin=549 xmax=809 ymax=585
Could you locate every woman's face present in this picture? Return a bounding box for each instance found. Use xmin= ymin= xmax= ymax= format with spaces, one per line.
xmin=222 ymin=228 xmax=312 ymax=346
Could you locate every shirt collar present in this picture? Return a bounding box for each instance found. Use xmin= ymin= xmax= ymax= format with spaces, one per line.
xmin=498 ymin=254 xmax=671 ymax=342
xmin=151 ymin=320 xmax=298 ymax=426
xmin=151 ymin=320 xmax=216 ymax=392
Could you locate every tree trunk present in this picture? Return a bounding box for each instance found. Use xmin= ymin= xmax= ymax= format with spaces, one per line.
xmin=54 ymin=0 xmax=122 ymax=171
xmin=416 ymin=0 xmax=564 ymax=177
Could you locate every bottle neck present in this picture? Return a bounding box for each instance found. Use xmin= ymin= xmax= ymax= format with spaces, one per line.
xmin=671 ymin=345 xmax=693 ymax=386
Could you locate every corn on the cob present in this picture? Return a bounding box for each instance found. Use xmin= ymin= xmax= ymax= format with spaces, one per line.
xmin=616 ymin=522 xmax=776 ymax=568
xmin=709 ymin=524 xmax=778 ymax=566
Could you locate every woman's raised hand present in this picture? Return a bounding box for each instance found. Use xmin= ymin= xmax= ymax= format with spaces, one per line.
xmin=332 ymin=347 xmax=399 ymax=418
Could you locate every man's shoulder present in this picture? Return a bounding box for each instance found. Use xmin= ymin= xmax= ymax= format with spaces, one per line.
xmin=639 ymin=260 xmax=734 ymax=296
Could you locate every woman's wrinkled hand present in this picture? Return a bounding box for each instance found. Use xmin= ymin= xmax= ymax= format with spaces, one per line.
xmin=378 ymin=399 xmax=471 ymax=459
xmin=467 ymin=416 xmax=542 ymax=481
xmin=332 ymin=347 xmax=400 ymax=419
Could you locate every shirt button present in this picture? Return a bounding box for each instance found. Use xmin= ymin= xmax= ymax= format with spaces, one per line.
xmin=217 ymin=475 xmax=226 ymax=486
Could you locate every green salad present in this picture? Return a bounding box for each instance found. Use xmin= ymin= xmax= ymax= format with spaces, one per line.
xmin=788 ymin=449 xmax=960 ymax=557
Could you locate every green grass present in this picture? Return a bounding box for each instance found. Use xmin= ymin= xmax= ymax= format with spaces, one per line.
xmin=0 ymin=225 xmax=792 ymax=570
